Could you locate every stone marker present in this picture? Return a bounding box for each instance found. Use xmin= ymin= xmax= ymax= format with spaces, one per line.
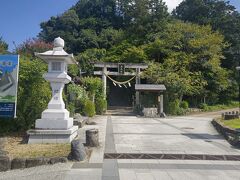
xmin=86 ymin=129 xmax=99 ymax=147
xmin=69 ymin=139 xmax=86 ymax=161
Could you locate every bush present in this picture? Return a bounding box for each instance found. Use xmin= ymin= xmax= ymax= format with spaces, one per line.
xmin=168 ymin=99 xmax=186 ymax=115
xmin=83 ymin=100 xmax=96 ymax=117
xmin=168 ymin=99 xmax=180 ymax=115
xmin=67 ymin=102 xmax=75 ymax=117
xmin=14 ymin=58 xmax=51 ymax=130
xmin=81 ymin=77 xmax=103 ymax=100
xmin=199 ymin=103 xmax=209 ymax=111
xmin=95 ymin=98 xmax=107 ymax=115
xmin=180 ymin=101 xmax=189 ymax=109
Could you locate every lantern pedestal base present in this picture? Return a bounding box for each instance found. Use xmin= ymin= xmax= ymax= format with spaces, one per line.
xmin=27 ymin=126 xmax=78 ymax=144
xmin=35 ymin=109 xmax=73 ymax=129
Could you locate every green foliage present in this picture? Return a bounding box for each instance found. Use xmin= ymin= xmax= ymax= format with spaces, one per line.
xmin=174 ymin=0 xmax=240 ymax=78
xmin=143 ymin=22 xmax=229 ymax=104
xmin=68 ymin=64 xmax=79 ymax=77
xmin=67 ymin=83 xmax=88 ymax=114
xmin=199 ymin=101 xmax=239 ymax=112
xmin=67 ymin=102 xmax=76 ymax=117
xmin=68 ymin=83 xmax=88 ymax=100
xmin=0 ymin=36 xmax=8 ymax=54
xmin=220 ymin=118 xmax=240 ymax=129
xmin=121 ymin=46 xmax=147 ymax=63
xmin=76 ymin=48 xmax=106 ymax=74
xmin=15 ymin=57 xmax=51 ymax=130
xmin=83 ymin=99 xmax=96 ymax=117
xmin=167 ymin=99 xmax=185 ymax=115
xmin=35 ymin=0 xmax=240 ymax=115
xmin=198 ymin=103 xmax=208 ymax=111
xmin=180 ymin=101 xmax=189 ymax=109
xmin=16 ymin=38 xmax=53 ymax=58
xmin=98 ymin=28 xmax=124 ymax=49
xmin=81 ymin=76 xmax=103 ymax=100
xmin=95 ymin=97 xmax=107 ymax=115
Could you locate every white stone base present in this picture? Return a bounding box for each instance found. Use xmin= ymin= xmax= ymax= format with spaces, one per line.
xmin=27 ymin=126 xmax=78 ymax=144
xmin=36 ymin=118 xmax=73 ymax=130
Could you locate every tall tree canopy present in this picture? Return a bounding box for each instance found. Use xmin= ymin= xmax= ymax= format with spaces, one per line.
xmin=39 ymin=0 xmax=169 ymax=54
xmin=143 ymin=21 xmax=229 ymax=104
xmin=36 ymin=0 xmax=239 ymax=111
xmin=173 ymin=0 xmax=240 ymax=69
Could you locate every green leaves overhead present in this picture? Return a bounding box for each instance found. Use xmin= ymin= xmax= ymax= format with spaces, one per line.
xmin=37 ymin=0 xmax=237 ymax=105
xmin=143 ymin=21 xmax=229 ymax=102
xmin=174 ymin=0 xmax=240 ymax=70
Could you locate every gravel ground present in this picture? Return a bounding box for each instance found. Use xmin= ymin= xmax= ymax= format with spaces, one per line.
xmin=0 ymin=162 xmax=73 ymax=180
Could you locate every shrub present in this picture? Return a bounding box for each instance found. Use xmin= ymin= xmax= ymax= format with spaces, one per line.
xmin=68 ymin=84 xmax=88 ymax=101
xmin=67 ymin=102 xmax=75 ymax=117
xmin=95 ymin=98 xmax=107 ymax=115
xmin=168 ymin=99 xmax=180 ymax=115
xmin=180 ymin=101 xmax=189 ymax=109
xmin=199 ymin=103 xmax=209 ymax=111
xmin=167 ymin=99 xmax=186 ymax=115
xmin=15 ymin=58 xmax=51 ymax=130
xmin=81 ymin=77 xmax=103 ymax=100
xmin=83 ymin=99 xmax=96 ymax=117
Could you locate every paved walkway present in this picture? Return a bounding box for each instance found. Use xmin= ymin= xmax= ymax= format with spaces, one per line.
xmin=1 ymin=115 xmax=240 ymax=180
xmin=100 ymin=115 xmax=240 ymax=180
xmin=188 ymin=108 xmax=239 ymax=118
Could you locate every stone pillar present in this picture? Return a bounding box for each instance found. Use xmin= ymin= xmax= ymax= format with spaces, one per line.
xmin=135 ymin=68 xmax=140 ymax=106
xmin=102 ymin=65 xmax=107 ymax=99
xmin=160 ymin=94 xmax=164 ymax=114
xmin=48 ymin=82 xmax=65 ymax=109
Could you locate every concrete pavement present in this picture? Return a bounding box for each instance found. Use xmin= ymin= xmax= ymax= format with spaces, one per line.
xmin=1 ymin=115 xmax=240 ymax=180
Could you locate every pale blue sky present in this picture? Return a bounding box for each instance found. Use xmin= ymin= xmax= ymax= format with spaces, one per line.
xmin=0 ymin=0 xmax=239 ymax=52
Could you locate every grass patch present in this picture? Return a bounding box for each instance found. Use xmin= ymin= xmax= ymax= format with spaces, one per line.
xmin=220 ymin=118 xmax=240 ymax=129
xmin=4 ymin=134 xmax=71 ymax=159
xmin=200 ymin=101 xmax=239 ymax=112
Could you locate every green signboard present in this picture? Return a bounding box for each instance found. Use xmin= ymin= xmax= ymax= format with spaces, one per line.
xmin=118 ymin=63 xmax=125 ymax=75
xmin=0 ymin=55 xmax=19 ymax=118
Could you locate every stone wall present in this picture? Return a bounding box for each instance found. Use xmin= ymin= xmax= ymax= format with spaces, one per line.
xmin=222 ymin=111 xmax=239 ymax=120
xmin=212 ymin=119 xmax=240 ymax=146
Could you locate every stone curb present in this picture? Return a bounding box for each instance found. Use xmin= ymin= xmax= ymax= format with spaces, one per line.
xmin=0 ymin=156 xmax=68 ymax=172
xmin=211 ymin=119 xmax=240 ymax=146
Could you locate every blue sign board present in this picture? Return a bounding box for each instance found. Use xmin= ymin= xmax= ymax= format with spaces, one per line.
xmin=0 ymin=55 xmax=19 ymax=118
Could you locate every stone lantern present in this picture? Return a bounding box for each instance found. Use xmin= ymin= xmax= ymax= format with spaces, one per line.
xmin=27 ymin=37 xmax=78 ymax=144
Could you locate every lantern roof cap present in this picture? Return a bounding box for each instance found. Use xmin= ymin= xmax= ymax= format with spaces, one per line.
xmin=35 ymin=37 xmax=77 ymax=64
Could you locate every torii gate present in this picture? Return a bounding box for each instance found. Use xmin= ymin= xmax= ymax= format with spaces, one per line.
xmin=93 ymin=62 xmax=148 ymax=106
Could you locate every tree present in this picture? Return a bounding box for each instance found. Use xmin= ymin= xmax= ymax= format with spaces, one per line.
xmin=76 ymin=48 xmax=107 ymax=74
xmin=39 ymin=0 xmax=170 ymax=53
xmin=0 ymin=37 xmax=8 ymax=54
xmin=143 ymin=21 xmax=229 ymax=104
xmin=173 ymin=0 xmax=240 ymax=70
xmin=98 ymin=28 xmax=124 ymax=49
xmin=121 ymin=46 xmax=147 ymax=63
xmin=117 ymin=0 xmax=169 ymax=42
xmin=16 ymin=57 xmax=51 ymax=130
xmin=16 ymin=38 xmax=53 ymax=58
